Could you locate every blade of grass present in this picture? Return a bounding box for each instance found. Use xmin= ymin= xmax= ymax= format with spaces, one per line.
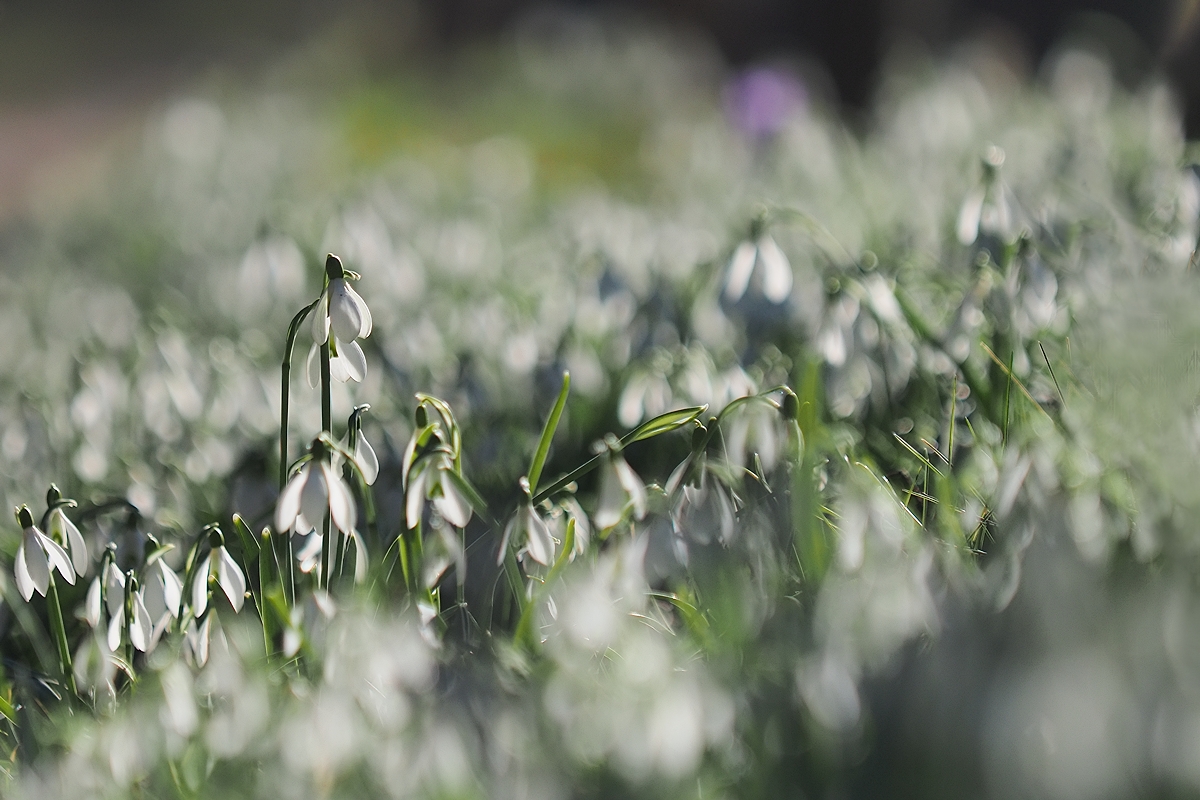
xmin=528 ymin=371 xmax=570 ymax=496
xmin=1039 ymin=341 xmax=1066 ymax=407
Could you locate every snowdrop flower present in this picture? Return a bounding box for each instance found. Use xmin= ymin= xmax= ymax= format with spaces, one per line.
xmin=307 ymin=254 xmax=372 ymax=385
xmin=107 ymin=574 xmax=153 ymax=654
xmin=143 ymin=555 xmax=184 ymax=636
xmin=724 ymin=234 xmax=793 ymax=304
xmin=499 ymin=477 xmax=555 ymax=566
xmin=673 ymin=469 xmax=736 ymax=546
xmin=593 ymin=443 xmax=648 ymax=531
xmin=276 ymin=444 xmax=358 ymax=537
xmin=957 ymin=145 xmax=1013 ymax=246
xmin=191 ymin=526 xmax=246 ymax=617
xmin=13 ymin=505 xmax=75 ymax=601
xmin=405 ymin=452 xmax=472 ymax=530
xmin=45 ymin=486 xmax=89 ymax=576
xmin=336 ymin=405 xmax=379 ymax=486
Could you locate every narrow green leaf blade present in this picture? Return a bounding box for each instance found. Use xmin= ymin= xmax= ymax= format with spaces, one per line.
xmin=528 ymin=371 xmax=570 ymax=496
xmin=622 ymin=405 xmax=707 ymax=445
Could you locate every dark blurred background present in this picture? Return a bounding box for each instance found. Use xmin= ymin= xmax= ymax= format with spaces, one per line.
xmin=1 ymin=0 xmax=1198 ymax=206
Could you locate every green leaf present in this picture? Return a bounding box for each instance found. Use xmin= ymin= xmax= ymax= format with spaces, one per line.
xmin=528 ymin=371 xmax=570 ymax=496
xmin=231 ymin=514 xmax=260 ymax=562
xmin=622 ymin=405 xmax=707 ymax=446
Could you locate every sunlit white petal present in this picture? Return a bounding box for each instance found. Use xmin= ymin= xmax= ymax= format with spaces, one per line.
xmin=192 ymin=553 xmax=212 ymax=618
xmin=14 ymin=542 xmax=36 ymax=601
xmin=216 ymin=547 xmax=246 ymax=612
xmin=37 ymin=530 xmax=75 ymax=585
xmin=276 ymin=463 xmax=308 ymax=533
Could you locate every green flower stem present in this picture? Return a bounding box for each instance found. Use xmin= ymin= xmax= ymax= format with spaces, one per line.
xmin=45 ymin=578 xmax=77 ymax=697
xmin=259 ymin=529 xmax=275 ymax=659
xmin=279 ymin=299 xmax=319 ymax=491
xmin=320 ymin=335 xmax=332 ymax=590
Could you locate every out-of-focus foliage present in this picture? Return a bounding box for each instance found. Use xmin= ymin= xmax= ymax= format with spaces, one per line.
xmin=1 ymin=15 xmax=1200 ymax=799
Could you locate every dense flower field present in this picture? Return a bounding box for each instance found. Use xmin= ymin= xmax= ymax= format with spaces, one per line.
xmin=2 ymin=17 xmax=1199 ymax=799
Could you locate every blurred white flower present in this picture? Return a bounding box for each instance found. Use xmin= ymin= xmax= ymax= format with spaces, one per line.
xmin=724 ymin=235 xmax=792 ymax=304
xmin=13 ymin=506 xmax=75 ymax=601
xmin=501 ymin=500 xmax=555 ymax=566
xmin=143 ymin=557 xmax=184 ymax=636
xmin=594 ymin=452 xmax=647 ymax=531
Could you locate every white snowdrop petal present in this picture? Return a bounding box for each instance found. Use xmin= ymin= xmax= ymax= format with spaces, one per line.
xmin=105 ymin=563 xmax=126 ymax=616
xmin=725 ymin=241 xmax=757 ymax=301
xmin=324 ymin=462 xmax=356 ymax=534
xmin=758 ymin=236 xmax=793 ymax=303
xmin=350 ymin=530 xmax=369 ymax=583
xmin=498 ymin=514 xmax=518 ymax=566
xmin=216 ymin=547 xmax=246 ymax=612
xmin=22 ymin=530 xmax=50 ymax=597
xmin=616 ymin=458 xmax=648 ymax=520
xmin=356 ymin=436 xmax=379 ymax=485
xmin=160 ymin=561 xmax=183 ymax=616
xmin=144 ymin=571 xmax=168 ymax=621
xmin=329 ymin=280 xmax=365 ymax=344
xmin=299 ymin=464 xmax=330 ymax=534
xmin=276 ymin=464 xmax=308 ymax=533
xmin=338 ymin=338 xmax=367 ymax=383
xmin=85 ymin=577 xmax=102 ymax=627
xmin=306 ymin=343 xmax=321 ymax=389
xmin=525 ymin=508 xmax=555 ymax=566
xmin=406 ymin=467 xmax=428 ymax=530
xmin=436 ymin=472 xmax=472 ymax=528
xmin=329 ymin=349 xmax=352 ymax=383
xmin=108 ymin=607 xmax=124 ymax=653
xmin=38 ymin=531 xmax=75 ymax=585
xmin=311 ymin=290 xmax=330 ymax=344
xmin=60 ymin=513 xmax=90 ymax=576
xmin=14 ymin=543 xmax=35 ymax=601
xmin=192 ymin=554 xmax=211 ymax=618
xmin=130 ymin=593 xmax=151 ymax=652
xmin=352 ymin=286 xmax=372 ymax=338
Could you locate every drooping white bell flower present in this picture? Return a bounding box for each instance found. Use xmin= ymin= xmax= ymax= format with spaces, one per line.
xmin=593 ymin=452 xmax=648 ymax=531
xmin=13 ymin=506 xmax=76 ymax=602
xmin=724 ymin=235 xmax=793 ymax=304
xmin=143 ymin=557 xmax=184 ymax=628
xmin=190 ymin=529 xmax=246 ymax=617
xmin=312 ymin=254 xmax=372 ymax=346
xmin=306 ymin=336 xmax=368 ymax=386
xmin=107 ymin=581 xmax=153 ymax=654
xmin=306 ymin=254 xmax=373 ymax=385
xmin=276 ymin=454 xmax=358 ymax=537
xmin=498 ymin=478 xmax=555 ymax=566
xmin=47 ymin=505 xmax=89 ymax=577
xmin=404 ymin=454 xmax=472 ymax=530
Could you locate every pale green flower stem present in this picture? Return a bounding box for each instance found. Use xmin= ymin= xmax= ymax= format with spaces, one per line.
xmin=45 ymin=577 xmax=77 ymax=697
xmin=279 ymin=297 xmax=318 ymax=606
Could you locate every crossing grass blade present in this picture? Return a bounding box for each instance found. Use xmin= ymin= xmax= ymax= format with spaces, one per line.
xmin=528 ymin=371 xmax=570 ymax=496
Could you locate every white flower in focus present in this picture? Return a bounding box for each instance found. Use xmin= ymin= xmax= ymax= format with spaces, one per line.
xmin=13 ymin=506 xmax=76 ymax=601
xmin=276 ymin=456 xmax=358 ymax=537
xmin=47 ymin=505 xmax=89 ymax=576
xmin=594 ymin=452 xmax=647 ymax=531
xmin=143 ymin=557 xmax=184 ymax=641
xmin=312 ymin=254 xmax=372 ymax=346
xmin=190 ymin=534 xmax=246 ymax=618
xmin=724 ymin=235 xmax=792 ymax=304
xmin=307 ymin=253 xmax=372 ymax=385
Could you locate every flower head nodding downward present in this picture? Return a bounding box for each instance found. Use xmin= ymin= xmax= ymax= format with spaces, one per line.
xmin=276 ymin=442 xmax=358 ymax=538
xmin=592 ymin=438 xmax=648 ymax=532
xmin=724 ymin=229 xmax=792 ymax=305
xmin=13 ymin=505 xmax=76 ymax=601
xmin=190 ymin=525 xmax=245 ymax=618
xmin=307 ymin=254 xmax=372 ymax=386
xmin=45 ymin=485 xmax=89 ymax=577
xmin=499 ymin=477 xmax=555 ymax=566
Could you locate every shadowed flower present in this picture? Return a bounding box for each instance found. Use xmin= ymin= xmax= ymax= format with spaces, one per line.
xmin=594 ymin=448 xmax=647 ymax=531
xmin=499 ymin=477 xmax=555 ymax=566
xmin=276 ymin=448 xmax=357 ymax=538
xmin=724 ymin=235 xmax=793 ymax=305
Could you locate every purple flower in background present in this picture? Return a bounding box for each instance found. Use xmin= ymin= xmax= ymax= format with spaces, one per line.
xmin=724 ymin=67 xmax=807 ymax=140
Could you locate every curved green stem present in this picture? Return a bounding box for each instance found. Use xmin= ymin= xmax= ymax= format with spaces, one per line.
xmin=46 ymin=578 xmax=77 ymax=697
